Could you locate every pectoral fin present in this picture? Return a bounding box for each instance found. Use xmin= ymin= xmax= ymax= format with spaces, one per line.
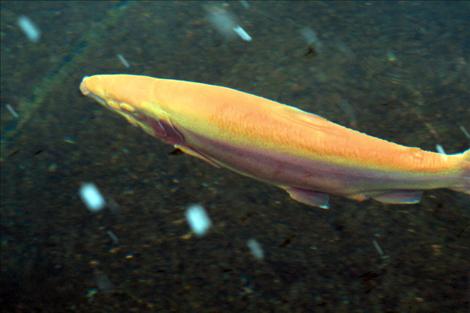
xmin=372 ymin=191 xmax=422 ymax=204
xmin=174 ymin=144 xmax=221 ymax=168
xmin=284 ymin=187 xmax=330 ymax=209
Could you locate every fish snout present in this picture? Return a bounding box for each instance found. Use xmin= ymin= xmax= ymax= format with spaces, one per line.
xmin=80 ymin=76 xmax=107 ymax=106
xmin=79 ymin=76 xmax=90 ymax=96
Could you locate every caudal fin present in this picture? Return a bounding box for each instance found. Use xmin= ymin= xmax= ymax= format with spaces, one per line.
xmin=452 ymin=149 xmax=470 ymax=195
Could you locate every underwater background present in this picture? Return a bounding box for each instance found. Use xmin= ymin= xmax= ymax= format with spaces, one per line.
xmin=1 ymin=1 xmax=469 ymax=312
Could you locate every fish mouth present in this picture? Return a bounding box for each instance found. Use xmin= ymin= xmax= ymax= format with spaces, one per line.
xmin=80 ymin=76 xmax=107 ymax=106
xmin=80 ymin=76 xmax=144 ymax=131
xmin=88 ymin=93 xmax=107 ymax=106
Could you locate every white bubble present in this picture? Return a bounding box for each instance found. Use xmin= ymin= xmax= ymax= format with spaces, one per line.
xmin=185 ymin=204 xmax=212 ymax=237
xmin=79 ymin=183 xmax=105 ymax=213
xmin=247 ymin=238 xmax=264 ymax=260
xmin=116 ymin=53 xmax=130 ymax=68
xmin=18 ymin=16 xmax=41 ymax=43
xmin=233 ymin=25 xmax=252 ymax=42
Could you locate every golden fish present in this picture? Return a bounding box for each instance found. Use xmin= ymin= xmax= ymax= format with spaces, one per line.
xmin=80 ymin=74 xmax=469 ymax=208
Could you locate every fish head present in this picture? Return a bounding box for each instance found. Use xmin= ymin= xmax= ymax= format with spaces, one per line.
xmin=80 ymin=74 xmax=184 ymax=144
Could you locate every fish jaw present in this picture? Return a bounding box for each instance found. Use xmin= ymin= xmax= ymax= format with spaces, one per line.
xmin=80 ymin=76 xmax=111 ymax=107
xmin=80 ymin=75 xmax=156 ymax=109
xmin=80 ymin=75 xmax=168 ymax=121
xmin=80 ymin=75 xmax=184 ymax=144
xmin=80 ymin=76 xmax=106 ymax=106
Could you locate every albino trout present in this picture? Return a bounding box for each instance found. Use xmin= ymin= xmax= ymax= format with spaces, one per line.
xmin=80 ymin=74 xmax=469 ymax=208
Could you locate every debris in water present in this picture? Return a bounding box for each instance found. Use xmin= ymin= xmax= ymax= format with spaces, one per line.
xmin=431 ymin=244 xmax=442 ymax=256
xmin=64 ymin=136 xmax=76 ymax=144
xmin=79 ymin=183 xmax=106 ymax=212
xmin=338 ymin=99 xmax=357 ymax=127
xmin=279 ymin=234 xmax=296 ymax=247
xmin=206 ymin=5 xmax=237 ymax=40
xmin=233 ymin=25 xmax=252 ymax=42
xmin=7 ymin=149 xmax=20 ymax=158
xmin=48 ymin=163 xmax=58 ymax=172
xmin=240 ymin=0 xmax=250 ymax=9
xmin=17 ymin=15 xmax=41 ymax=43
xmin=6 ymin=104 xmax=19 ymax=119
xmin=185 ymin=204 xmax=212 ymax=237
xmin=459 ymin=125 xmax=470 ymax=139
xmin=116 ymin=53 xmax=130 ymax=68
xmin=435 ymin=144 xmax=446 ymax=155
xmin=300 ymin=27 xmax=322 ymax=53
xmin=387 ymin=51 xmax=397 ymax=63
xmin=247 ymin=238 xmax=264 ymax=260
xmin=105 ymin=197 xmax=121 ymax=214
xmin=86 ymin=288 xmax=98 ymax=301
xmin=423 ymin=122 xmax=440 ymax=140
xmin=372 ymin=239 xmax=388 ymax=260
xmin=33 ymin=149 xmax=43 ymax=156
xmin=94 ymin=269 xmax=114 ymax=293
xmin=304 ymin=46 xmax=317 ymax=57
xmin=205 ymin=4 xmax=251 ymax=42
xmin=107 ymin=230 xmax=119 ymax=245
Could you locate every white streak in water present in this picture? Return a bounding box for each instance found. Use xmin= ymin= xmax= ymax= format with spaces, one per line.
xmin=185 ymin=204 xmax=212 ymax=237
xmin=459 ymin=125 xmax=470 ymax=139
xmin=17 ymin=16 xmax=41 ymax=43
xmin=338 ymin=99 xmax=357 ymax=127
xmin=240 ymin=0 xmax=250 ymax=9
xmin=206 ymin=5 xmax=251 ymax=42
xmin=94 ymin=269 xmax=114 ymax=293
xmin=107 ymin=230 xmax=119 ymax=244
xmin=436 ymin=144 xmax=446 ymax=155
xmin=79 ymin=183 xmax=106 ymax=213
xmin=116 ymin=54 xmax=130 ymax=68
xmin=233 ymin=25 xmax=252 ymax=41
xmin=6 ymin=104 xmax=19 ymax=119
xmin=372 ymin=239 xmax=384 ymax=257
xmin=206 ymin=5 xmax=237 ymax=40
xmin=247 ymin=238 xmax=264 ymax=260
xmin=300 ymin=27 xmax=322 ymax=51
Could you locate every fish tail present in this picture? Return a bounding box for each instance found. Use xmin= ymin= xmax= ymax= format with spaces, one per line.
xmin=452 ymin=149 xmax=470 ymax=195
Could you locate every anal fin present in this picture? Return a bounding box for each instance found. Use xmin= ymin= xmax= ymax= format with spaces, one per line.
xmin=284 ymin=187 xmax=330 ymax=209
xmin=372 ymin=190 xmax=422 ymax=204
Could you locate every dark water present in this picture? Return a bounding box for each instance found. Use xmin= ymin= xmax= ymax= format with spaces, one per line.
xmin=1 ymin=1 xmax=469 ymax=312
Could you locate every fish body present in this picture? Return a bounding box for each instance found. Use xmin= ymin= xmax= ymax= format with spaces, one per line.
xmin=80 ymin=74 xmax=469 ymax=208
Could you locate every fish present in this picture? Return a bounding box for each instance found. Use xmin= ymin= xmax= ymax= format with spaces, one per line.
xmin=79 ymin=74 xmax=470 ymax=208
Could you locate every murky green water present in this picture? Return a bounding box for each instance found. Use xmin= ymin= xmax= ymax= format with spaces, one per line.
xmin=1 ymin=1 xmax=469 ymax=312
